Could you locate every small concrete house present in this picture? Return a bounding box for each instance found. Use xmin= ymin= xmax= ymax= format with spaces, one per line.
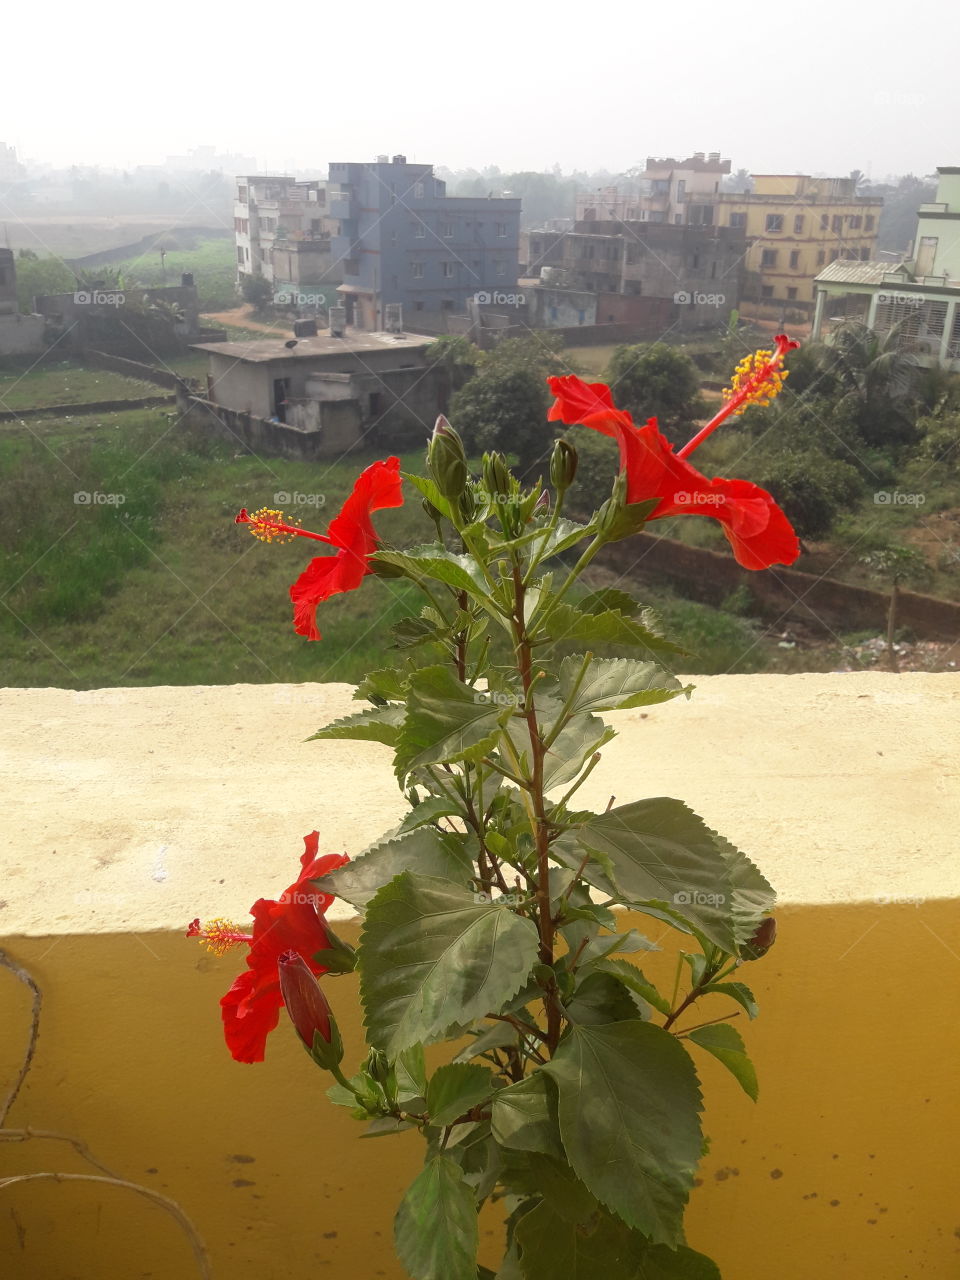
xmin=191 ymin=329 xmax=441 ymax=455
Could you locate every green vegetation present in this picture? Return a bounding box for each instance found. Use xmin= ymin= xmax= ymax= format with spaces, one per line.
xmin=113 ymin=234 xmax=237 ymax=311
xmin=0 ymin=360 xmax=161 ymax=410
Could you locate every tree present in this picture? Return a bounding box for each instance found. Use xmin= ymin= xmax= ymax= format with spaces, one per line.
xmin=13 ymin=254 xmax=76 ymax=313
xmin=809 ymin=321 xmax=921 ymax=449
xmin=722 ymin=168 xmax=754 ymax=195
xmin=449 ymin=366 xmax=551 ymax=476
xmin=603 ymin=343 xmax=703 ymax=441
xmin=425 ymin=335 xmax=480 ymax=413
xmin=859 ymin=543 xmax=929 ymax=671
xmin=240 ymin=274 xmax=274 ymax=311
xmin=755 ymin=450 xmax=865 ymax=541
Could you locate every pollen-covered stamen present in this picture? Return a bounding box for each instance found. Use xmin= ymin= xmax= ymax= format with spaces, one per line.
xmin=235 ymin=507 xmax=334 ymax=546
xmin=186 ymin=917 xmax=253 ymax=957
xmin=677 ymin=333 xmax=799 ymax=460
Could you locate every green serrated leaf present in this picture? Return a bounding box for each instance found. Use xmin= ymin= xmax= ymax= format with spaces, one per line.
xmin=403 ymin=472 xmax=454 ymax=519
xmin=396 ymin=665 xmax=514 ymax=779
xmin=395 ymin=1155 xmax=479 ymax=1280
xmin=307 ymin=704 xmax=405 ymax=746
xmin=555 ymin=655 xmax=690 ymax=718
xmin=711 ymin=832 xmax=776 ymax=949
xmin=685 ymin=1023 xmax=758 ymax=1101
xmin=393 ymin=614 xmax=445 ymax=649
xmin=515 ymin=1199 xmax=643 ymax=1279
xmin=563 ymin=971 xmax=642 ymax=1025
xmin=398 ymin=796 xmax=462 ymax=833
xmin=360 ymin=873 xmax=540 ymax=1054
xmin=635 ymin=1242 xmax=723 ymax=1279
xmin=453 ymin=1020 xmax=518 ymax=1064
xmin=542 ymin=1021 xmax=703 ymax=1245
xmin=700 ymin=980 xmax=758 ymax=1020
xmin=397 ymin=1043 xmax=428 ymax=1099
xmin=376 ymin=545 xmax=488 ymax=594
xmin=321 ymin=827 xmax=472 ymax=911
xmin=575 ymin=799 xmax=741 ymax=952
xmin=354 ymin=666 xmax=408 ymax=704
xmin=427 ymin=1064 xmax=497 ymax=1127
xmin=544 ymin=602 xmax=690 ymax=657
xmin=491 ymin=1073 xmax=564 ymax=1159
xmin=592 ymin=957 xmax=671 ymax=1016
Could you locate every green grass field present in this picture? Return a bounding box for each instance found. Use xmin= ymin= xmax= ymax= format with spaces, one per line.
xmin=0 ymin=407 xmax=811 ymax=689
xmin=0 ymin=360 xmax=163 ymax=411
xmin=115 ymin=235 xmax=238 ymax=311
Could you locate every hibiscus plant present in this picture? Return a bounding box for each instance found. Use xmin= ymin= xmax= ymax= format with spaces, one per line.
xmin=190 ymin=338 xmax=797 ymax=1279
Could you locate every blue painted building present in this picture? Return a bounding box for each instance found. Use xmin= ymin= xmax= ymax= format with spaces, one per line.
xmin=328 ymin=154 xmax=521 ymax=330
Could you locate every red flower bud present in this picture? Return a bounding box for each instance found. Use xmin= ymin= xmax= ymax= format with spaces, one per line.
xmin=741 ymin=916 xmax=777 ymax=961
xmin=278 ymin=951 xmax=343 ymax=1068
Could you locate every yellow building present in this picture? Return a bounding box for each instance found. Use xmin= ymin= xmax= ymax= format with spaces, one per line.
xmin=718 ymin=175 xmax=882 ymax=322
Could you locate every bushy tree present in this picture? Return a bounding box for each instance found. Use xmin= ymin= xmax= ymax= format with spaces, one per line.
xmin=810 ymin=321 xmax=921 ymax=449
xmin=754 ymin=451 xmax=865 ymax=541
xmin=603 ymin=343 xmax=703 ymax=440
xmin=449 ymin=366 xmax=551 ymax=476
xmin=240 ymin=274 xmax=274 ymax=310
xmin=425 ymin=335 xmax=480 ymax=412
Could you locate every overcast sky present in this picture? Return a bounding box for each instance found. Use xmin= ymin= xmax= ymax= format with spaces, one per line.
xmin=2 ymin=0 xmax=951 ymax=180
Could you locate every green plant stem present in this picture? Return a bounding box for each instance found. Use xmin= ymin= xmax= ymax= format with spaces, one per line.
xmin=541 ymin=650 xmax=593 ymax=751
xmin=532 ymin=532 xmax=606 ymax=638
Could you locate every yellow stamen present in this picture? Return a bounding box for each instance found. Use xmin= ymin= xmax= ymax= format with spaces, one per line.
xmin=244 ymin=508 xmax=302 ymax=544
xmin=722 ymin=349 xmax=790 ymax=414
xmin=190 ymin=918 xmax=252 ymax=956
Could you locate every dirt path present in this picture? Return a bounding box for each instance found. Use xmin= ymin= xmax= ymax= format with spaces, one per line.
xmin=202 ymin=307 xmax=291 ymax=335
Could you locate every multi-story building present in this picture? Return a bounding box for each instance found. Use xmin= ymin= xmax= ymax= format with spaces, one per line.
xmin=328 ymin=154 xmax=521 ymax=331
xmin=576 ymin=153 xmax=732 ymax=227
xmin=811 ymin=165 xmax=960 ymax=372
xmin=718 ymin=175 xmax=882 ymax=320
xmin=234 ymin=175 xmax=341 ymax=305
xmin=524 ymin=220 xmax=746 ymax=331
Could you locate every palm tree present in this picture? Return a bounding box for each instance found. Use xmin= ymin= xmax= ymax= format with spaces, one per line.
xmin=812 ymin=321 xmax=920 ymax=445
xmin=849 ymin=169 xmax=868 ymax=193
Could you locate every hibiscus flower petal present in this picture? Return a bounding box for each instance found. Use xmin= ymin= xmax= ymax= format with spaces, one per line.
xmin=220 ymin=969 xmax=282 ymax=1064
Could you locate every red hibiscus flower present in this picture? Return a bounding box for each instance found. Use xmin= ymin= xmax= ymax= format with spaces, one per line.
xmin=187 ymin=832 xmax=348 ymax=1063
xmin=236 ymin=455 xmax=403 ymax=640
xmin=547 ymin=335 xmax=801 ymax=571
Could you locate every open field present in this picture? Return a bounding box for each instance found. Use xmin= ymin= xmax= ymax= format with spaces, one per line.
xmin=2 ymin=215 xmax=229 ymax=260
xmin=0 ymin=359 xmax=161 ymax=411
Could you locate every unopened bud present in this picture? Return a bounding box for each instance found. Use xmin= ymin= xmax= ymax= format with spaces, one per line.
xmin=427 ymin=415 xmax=467 ymax=502
xmin=481 ymin=451 xmax=512 ymax=499
xmin=597 ymin=470 xmax=628 ymax=536
xmin=741 ymin=916 xmax=776 ymax=961
xmin=550 ymin=438 xmax=578 ymax=493
xmin=279 ymin=952 xmax=344 ymax=1069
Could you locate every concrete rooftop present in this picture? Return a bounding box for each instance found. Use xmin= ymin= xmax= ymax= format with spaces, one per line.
xmin=190 ymin=331 xmax=435 ymax=363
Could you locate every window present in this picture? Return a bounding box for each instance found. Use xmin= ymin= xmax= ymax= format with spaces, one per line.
xmin=832 ymin=215 xmax=843 ymax=234
xmin=691 ymin=253 xmax=700 ymax=269
xmin=651 ymin=179 xmax=670 ymax=196
xmin=865 ymin=215 xmax=875 ymax=231
xmin=237 ymin=186 xmax=248 ymax=202
xmin=412 ymin=262 xmax=424 ymax=278
xmin=765 ymin=214 xmax=784 ymax=232
xmin=676 ymin=180 xmax=686 ymax=202
xmin=761 ymin=285 xmax=775 ymax=298
xmin=413 ymin=181 xmax=425 ymax=198
xmin=496 ymin=222 xmax=507 ymax=237
xmin=860 ymin=247 xmax=870 ymax=261
xmin=789 ymin=250 xmax=800 ymax=269
xmin=441 ymin=299 xmax=454 ymax=310
xmin=761 ymin=249 xmax=778 ymax=267
xmin=817 ymin=250 xmax=826 ymax=265
xmin=786 ymin=287 xmax=798 ymax=300
xmin=237 ymin=247 xmax=245 ymax=264
xmin=830 ymin=249 xmax=839 ymax=261
xmin=794 ymin=215 xmax=805 ymax=234
xmin=820 ymin=213 xmax=829 ymax=230
xmin=848 ymin=215 xmax=862 ymax=229
xmin=674 ymin=215 xmax=682 ymax=225
xmin=442 ymin=261 xmax=454 ymax=278
xmin=496 ymin=261 xmax=506 ymax=277
xmin=414 ymin=222 xmax=425 ymax=238
xmin=729 ymin=211 xmax=747 ymax=228
xmin=414 ymin=301 xmax=425 ymax=311
xmin=442 ymin=222 xmax=453 ymax=238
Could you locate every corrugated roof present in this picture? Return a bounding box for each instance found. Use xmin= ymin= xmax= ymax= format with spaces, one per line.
xmin=815 ymin=260 xmax=909 ymax=285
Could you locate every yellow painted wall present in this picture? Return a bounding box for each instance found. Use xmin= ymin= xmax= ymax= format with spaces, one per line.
xmin=2 ymin=899 xmax=959 ymax=1279
xmin=721 ymin=177 xmax=881 ymax=306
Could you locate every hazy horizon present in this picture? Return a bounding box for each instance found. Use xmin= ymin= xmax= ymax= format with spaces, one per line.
xmin=2 ymin=0 xmax=953 ymax=181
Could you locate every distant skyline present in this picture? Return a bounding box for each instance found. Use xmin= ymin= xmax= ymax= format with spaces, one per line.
xmin=2 ymin=0 xmax=953 ymax=181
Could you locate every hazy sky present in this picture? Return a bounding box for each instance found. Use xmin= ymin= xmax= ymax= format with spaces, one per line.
xmin=2 ymin=0 xmax=952 ymax=180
